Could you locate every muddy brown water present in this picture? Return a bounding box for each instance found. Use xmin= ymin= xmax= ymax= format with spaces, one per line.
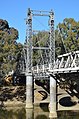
xmin=0 ymin=105 xmax=79 ymax=119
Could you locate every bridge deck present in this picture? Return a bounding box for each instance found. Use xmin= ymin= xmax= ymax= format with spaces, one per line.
xmin=49 ymin=67 xmax=79 ymax=74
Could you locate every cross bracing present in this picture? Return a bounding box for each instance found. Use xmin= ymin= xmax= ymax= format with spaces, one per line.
xmin=19 ymin=8 xmax=55 ymax=78
xmin=16 ymin=9 xmax=79 ymax=117
xmin=49 ymin=50 xmax=79 ymax=74
xmin=17 ymin=8 xmax=79 ymax=78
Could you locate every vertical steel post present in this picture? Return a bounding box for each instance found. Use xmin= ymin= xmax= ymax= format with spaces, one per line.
xmin=49 ymin=10 xmax=55 ymax=70
xmin=26 ymin=8 xmax=33 ymax=108
xmin=26 ymin=8 xmax=32 ymax=72
xmin=49 ymin=10 xmax=57 ymax=118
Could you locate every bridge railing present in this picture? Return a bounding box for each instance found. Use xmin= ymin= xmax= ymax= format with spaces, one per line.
xmin=51 ymin=51 xmax=79 ymax=73
xmin=19 ymin=50 xmax=79 ymax=74
xmin=32 ymin=64 xmax=49 ymax=74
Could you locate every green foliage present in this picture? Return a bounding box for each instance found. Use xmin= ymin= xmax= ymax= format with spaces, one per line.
xmin=32 ymin=18 xmax=79 ymax=59
xmin=1 ymin=17 xmax=78 ymax=78
xmin=0 ymin=19 xmax=22 ymax=78
xmin=56 ymin=18 xmax=79 ymax=55
xmin=32 ymin=31 xmax=49 ymax=66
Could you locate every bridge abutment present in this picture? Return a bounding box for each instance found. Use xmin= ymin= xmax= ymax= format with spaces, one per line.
xmin=49 ymin=76 xmax=57 ymax=118
xmin=26 ymin=73 xmax=33 ymax=108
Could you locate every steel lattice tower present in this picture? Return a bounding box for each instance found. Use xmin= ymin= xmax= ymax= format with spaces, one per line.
xmin=25 ymin=8 xmax=55 ymax=73
xmin=49 ymin=10 xmax=55 ymax=70
xmin=26 ymin=8 xmax=33 ymax=73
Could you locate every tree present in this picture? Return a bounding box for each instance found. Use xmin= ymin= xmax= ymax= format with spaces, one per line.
xmin=0 ymin=19 xmax=22 ymax=79
xmin=32 ymin=31 xmax=49 ymax=66
xmin=55 ymin=18 xmax=79 ymax=55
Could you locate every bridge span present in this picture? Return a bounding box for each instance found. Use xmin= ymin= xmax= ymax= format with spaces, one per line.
xmin=17 ymin=8 xmax=79 ymax=118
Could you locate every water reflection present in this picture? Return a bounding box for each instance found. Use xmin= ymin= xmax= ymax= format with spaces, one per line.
xmin=34 ymin=104 xmax=49 ymax=119
xmin=26 ymin=109 xmax=33 ymax=119
xmin=58 ymin=111 xmax=79 ymax=119
xmin=35 ymin=115 xmax=48 ymax=119
xmin=0 ymin=106 xmax=79 ymax=119
xmin=0 ymin=107 xmax=26 ymax=119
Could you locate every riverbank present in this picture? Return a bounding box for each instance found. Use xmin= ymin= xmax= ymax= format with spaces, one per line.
xmin=0 ymin=86 xmax=26 ymax=107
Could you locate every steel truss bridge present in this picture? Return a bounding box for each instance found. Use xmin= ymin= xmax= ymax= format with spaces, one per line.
xmin=16 ymin=8 xmax=79 ymax=118
xmin=17 ymin=8 xmax=79 ymax=79
xmin=18 ymin=8 xmax=55 ymax=77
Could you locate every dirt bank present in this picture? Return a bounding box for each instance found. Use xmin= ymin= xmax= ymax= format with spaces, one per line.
xmin=0 ymin=86 xmax=26 ymax=107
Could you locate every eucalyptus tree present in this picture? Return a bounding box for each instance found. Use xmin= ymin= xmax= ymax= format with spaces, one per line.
xmin=55 ymin=18 xmax=79 ymax=55
xmin=0 ymin=19 xmax=22 ymax=79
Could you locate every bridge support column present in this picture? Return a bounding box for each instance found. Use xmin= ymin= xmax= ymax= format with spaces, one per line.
xmin=49 ymin=76 xmax=57 ymax=118
xmin=26 ymin=73 xmax=33 ymax=108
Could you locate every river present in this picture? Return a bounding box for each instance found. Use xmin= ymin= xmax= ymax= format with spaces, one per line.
xmin=0 ymin=104 xmax=79 ymax=119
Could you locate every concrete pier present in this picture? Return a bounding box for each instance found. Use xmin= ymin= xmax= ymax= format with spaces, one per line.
xmin=49 ymin=76 xmax=57 ymax=118
xmin=26 ymin=73 xmax=33 ymax=108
